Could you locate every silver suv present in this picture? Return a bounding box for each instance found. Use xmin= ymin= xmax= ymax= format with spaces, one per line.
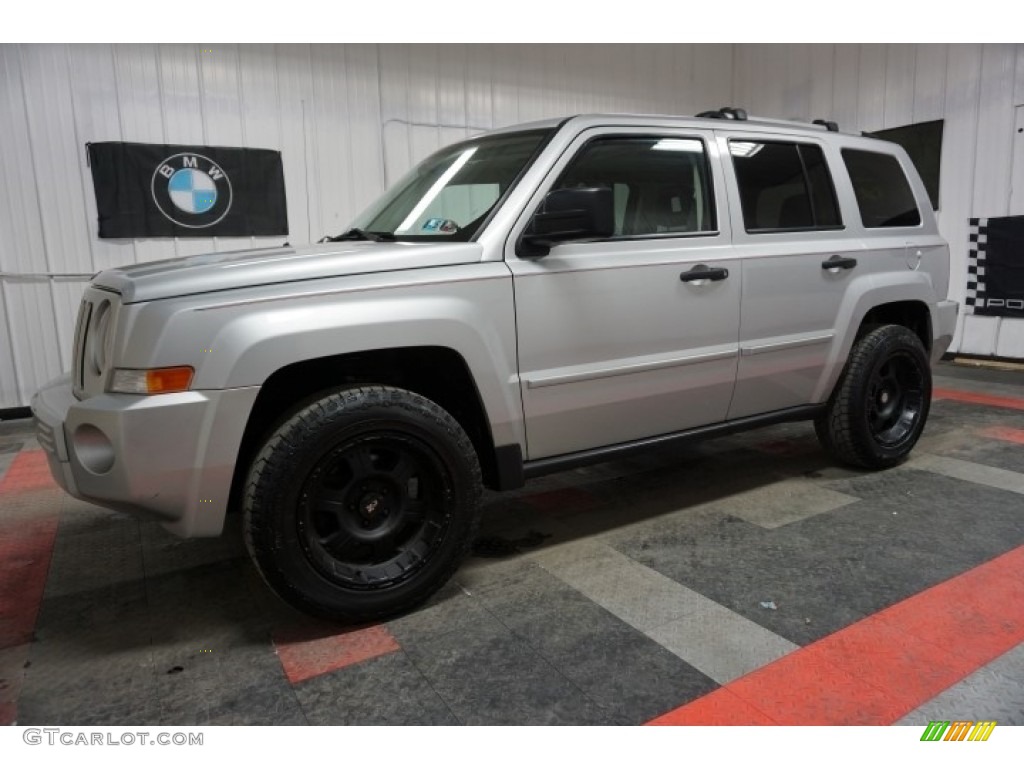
xmin=32 ymin=110 xmax=959 ymax=621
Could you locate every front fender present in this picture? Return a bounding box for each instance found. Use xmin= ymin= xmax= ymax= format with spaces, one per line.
xmin=117 ymin=264 xmax=524 ymax=448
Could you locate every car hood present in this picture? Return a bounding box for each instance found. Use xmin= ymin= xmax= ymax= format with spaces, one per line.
xmin=92 ymin=241 xmax=486 ymax=303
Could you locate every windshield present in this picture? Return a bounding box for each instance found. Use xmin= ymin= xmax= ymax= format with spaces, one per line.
xmin=349 ymin=129 xmax=552 ymax=241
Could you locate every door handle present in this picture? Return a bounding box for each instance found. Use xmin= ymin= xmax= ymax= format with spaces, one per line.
xmin=822 ymin=255 xmax=857 ymax=271
xmin=680 ymin=265 xmax=729 ymax=282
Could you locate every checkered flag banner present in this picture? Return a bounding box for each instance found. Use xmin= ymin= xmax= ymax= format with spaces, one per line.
xmin=964 ymin=217 xmax=987 ymax=315
xmin=964 ymin=215 xmax=1024 ymax=319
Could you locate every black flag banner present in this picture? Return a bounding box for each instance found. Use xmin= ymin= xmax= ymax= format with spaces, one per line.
xmin=965 ymin=216 xmax=1024 ymax=319
xmin=87 ymin=142 xmax=288 ymax=238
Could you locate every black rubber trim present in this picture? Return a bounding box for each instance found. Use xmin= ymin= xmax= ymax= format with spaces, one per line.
xmin=0 ymin=406 xmax=31 ymax=421
xmin=523 ymin=405 xmax=825 ymax=479
xmin=492 ymin=443 xmax=525 ymax=490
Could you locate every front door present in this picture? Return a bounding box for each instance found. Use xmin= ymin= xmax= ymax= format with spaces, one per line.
xmin=506 ymin=129 xmax=741 ymax=460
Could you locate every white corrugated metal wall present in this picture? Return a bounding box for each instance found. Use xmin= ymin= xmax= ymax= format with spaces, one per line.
xmin=0 ymin=43 xmax=734 ymax=408
xmin=1 ymin=43 xmax=1021 ymax=409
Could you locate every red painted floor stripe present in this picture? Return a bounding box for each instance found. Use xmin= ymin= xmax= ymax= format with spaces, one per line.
xmin=933 ymin=387 xmax=1024 ymax=411
xmin=0 ymin=450 xmax=55 ymax=494
xmin=273 ymin=623 xmax=400 ymax=685
xmin=648 ymin=687 xmax=776 ymax=726
xmin=0 ymin=465 xmax=60 ymax=727
xmin=648 ymin=546 xmax=1024 ymax=725
xmin=0 ymin=516 xmax=59 ymax=650
xmin=978 ymin=425 xmax=1024 ymax=444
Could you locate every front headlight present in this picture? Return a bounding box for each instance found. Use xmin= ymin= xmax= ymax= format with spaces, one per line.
xmin=110 ymin=367 xmax=194 ymax=394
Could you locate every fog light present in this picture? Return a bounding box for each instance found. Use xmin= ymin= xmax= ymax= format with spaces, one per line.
xmin=73 ymin=424 xmax=115 ymax=474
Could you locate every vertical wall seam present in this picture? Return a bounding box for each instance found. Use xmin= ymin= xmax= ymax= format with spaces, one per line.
xmin=342 ymin=45 xmax=358 ymax=231
xmin=235 ymin=45 xmax=256 ymax=250
xmin=911 ymin=44 xmax=921 ymax=123
xmin=154 ymin=44 xmax=180 ymax=259
xmin=938 ymin=44 xmax=948 ymax=117
xmin=488 ymin=44 xmax=496 ymax=131
xmin=829 ymin=44 xmax=837 ymax=120
xmin=0 ymin=281 xmax=23 ymax=406
xmin=968 ymin=45 xmax=985 ymax=219
xmin=109 ymin=44 xmax=139 ymax=265
xmin=17 ymin=45 xmax=55 ymax=275
xmin=63 ymin=45 xmax=98 ymax=275
xmin=16 ymin=46 xmax=65 ymax=398
xmin=301 ymin=98 xmax=311 ymax=243
xmin=195 ymin=43 xmax=217 ymax=253
xmin=305 ymin=44 xmax=321 ymax=245
xmin=272 ymin=44 xmax=284 ymax=187
xmin=854 ymin=44 xmax=862 ymax=130
xmin=374 ymin=44 xmax=387 ymax=187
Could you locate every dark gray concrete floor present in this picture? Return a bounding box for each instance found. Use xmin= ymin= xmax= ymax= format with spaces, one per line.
xmin=1 ymin=361 xmax=1022 ymax=726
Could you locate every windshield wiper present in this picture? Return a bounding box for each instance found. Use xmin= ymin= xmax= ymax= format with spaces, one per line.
xmin=319 ymin=228 xmax=396 ymax=243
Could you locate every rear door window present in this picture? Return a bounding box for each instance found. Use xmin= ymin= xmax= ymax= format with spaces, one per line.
xmin=729 ymin=140 xmax=842 ymax=232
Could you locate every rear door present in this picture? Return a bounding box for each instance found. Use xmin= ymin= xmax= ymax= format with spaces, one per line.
xmin=716 ymin=131 xmax=862 ymax=419
xmin=506 ymin=127 xmax=740 ymax=459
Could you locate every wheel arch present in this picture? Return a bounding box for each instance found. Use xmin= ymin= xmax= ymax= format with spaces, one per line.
xmin=855 ymin=300 xmax=933 ymax=353
xmin=814 ymin=275 xmax=940 ymax=404
xmin=228 ymin=346 xmax=507 ymax=517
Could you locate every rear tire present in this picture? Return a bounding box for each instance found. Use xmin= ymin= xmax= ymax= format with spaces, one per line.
xmin=815 ymin=324 xmax=931 ymax=469
xmin=243 ymin=385 xmax=482 ymax=622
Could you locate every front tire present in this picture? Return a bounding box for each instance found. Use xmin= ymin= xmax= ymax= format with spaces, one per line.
xmin=243 ymin=386 xmax=482 ymax=622
xmin=815 ymin=324 xmax=932 ymax=469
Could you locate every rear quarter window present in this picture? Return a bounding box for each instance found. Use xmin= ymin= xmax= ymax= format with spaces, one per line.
xmin=841 ymin=149 xmax=921 ymax=228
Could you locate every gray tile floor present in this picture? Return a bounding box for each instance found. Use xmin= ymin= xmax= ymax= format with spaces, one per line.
xmin=1 ymin=361 xmax=1022 ymax=726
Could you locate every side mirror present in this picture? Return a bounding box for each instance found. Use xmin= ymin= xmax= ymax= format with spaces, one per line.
xmin=520 ymin=187 xmax=615 ymax=257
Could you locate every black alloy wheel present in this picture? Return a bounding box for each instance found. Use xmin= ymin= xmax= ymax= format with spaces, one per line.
xmin=815 ymin=324 xmax=932 ymax=469
xmin=244 ymin=386 xmax=482 ymax=622
xmin=865 ymin=352 xmax=926 ymax=448
xmin=298 ymin=433 xmax=451 ymax=591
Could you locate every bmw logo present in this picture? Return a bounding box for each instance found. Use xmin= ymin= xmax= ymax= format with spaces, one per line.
xmin=151 ymin=153 xmax=232 ymax=228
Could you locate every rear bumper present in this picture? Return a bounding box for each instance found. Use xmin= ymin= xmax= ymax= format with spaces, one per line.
xmin=933 ymin=299 xmax=959 ymax=363
xmin=31 ymin=374 xmax=259 ymax=537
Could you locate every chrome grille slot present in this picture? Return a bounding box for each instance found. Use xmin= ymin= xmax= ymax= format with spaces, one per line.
xmin=35 ymin=420 xmax=56 ymax=454
xmin=71 ymin=299 xmax=92 ymax=398
xmin=74 ymin=286 xmax=122 ymax=399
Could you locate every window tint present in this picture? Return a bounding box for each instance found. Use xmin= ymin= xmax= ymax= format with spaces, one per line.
xmin=842 ymin=149 xmax=922 ymax=227
xmin=554 ymin=137 xmax=716 ymax=237
xmin=730 ymin=141 xmax=841 ymax=232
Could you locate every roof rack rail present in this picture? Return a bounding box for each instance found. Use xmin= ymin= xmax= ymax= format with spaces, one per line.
xmin=696 ymin=107 xmax=748 ymax=121
xmin=813 ymin=119 xmax=839 ymax=132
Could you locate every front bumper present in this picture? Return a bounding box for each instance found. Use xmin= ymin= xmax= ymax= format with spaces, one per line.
xmin=31 ymin=374 xmax=259 ymax=537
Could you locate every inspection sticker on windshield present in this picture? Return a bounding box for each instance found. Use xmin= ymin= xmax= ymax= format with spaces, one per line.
xmin=422 ymin=218 xmax=458 ymax=233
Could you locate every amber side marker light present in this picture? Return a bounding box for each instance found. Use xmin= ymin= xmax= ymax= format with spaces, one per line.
xmin=110 ymin=366 xmax=194 ymax=394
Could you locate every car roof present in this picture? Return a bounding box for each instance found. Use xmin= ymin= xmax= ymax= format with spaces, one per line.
xmin=479 ymin=112 xmax=870 ymax=141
